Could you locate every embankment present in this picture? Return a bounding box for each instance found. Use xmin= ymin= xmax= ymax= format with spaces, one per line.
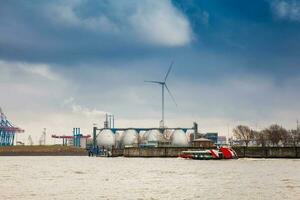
xmin=0 ymin=145 xmax=88 ymax=156
xmin=232 ymin=146 xmax=299 ymax=158
xmin=1 ymin=146 xmax=299 ymax=158
xmin=123 ymin=147 xmax=207 ymax=157
xmin=123 ymin=146 xmax=300 ymax=158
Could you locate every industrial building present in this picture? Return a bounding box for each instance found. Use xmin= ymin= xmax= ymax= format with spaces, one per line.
xmin=191 ymin=138 xmax=215 ymax=148
xmin=203 ymin=133 xmax=218 ymax=144
xmin=52 ymin=128 xmax=91 ymax=148
xmin=88 ymin=117 xmax=221 ymax=157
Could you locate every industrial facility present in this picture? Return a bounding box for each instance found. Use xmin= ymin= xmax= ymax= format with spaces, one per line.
xmin=88 ymin=114 xmax=220 ymax=157
xmin=1 ymin=64 xmax=221 ymax=155
xmin=52 ymin=128 xmax=91 ymax=148
xmin=0 ymin=107 xmax=24 ymax=146
xmin=94 ymin=126 xmax=219 ymax=149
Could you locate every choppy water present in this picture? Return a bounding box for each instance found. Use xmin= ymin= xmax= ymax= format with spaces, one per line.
xmin=0 ymin=157 xmax=299 ymax=200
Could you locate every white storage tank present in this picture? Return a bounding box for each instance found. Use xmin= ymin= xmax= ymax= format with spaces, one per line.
xmin=138 ymin=131 xmax=147 ymax=144
xmin=163 ymin=129 xmax=173 ymax=140
xmin=96 ymin=129 xmax=115 ymax=147
xmin=171 ymin=129 xmax=188 ymax=146
xmin=146 ymin=129 xmax=163 ymax=142
xmin=115 ymin=131 xmax=124 ymax=143
xmin=122 ymin=129 xmax=138 ymax=146
xmin=115 ymin=131 xmax=124 ymax=148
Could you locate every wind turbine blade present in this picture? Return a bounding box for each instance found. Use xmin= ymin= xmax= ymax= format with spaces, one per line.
xmin=165 ymin=84 xmax=177 ymax=107
xmin=164 ymin=61 xmax=174 ymax=82
xmin=144 ymin=80 xmax=163 ymax=84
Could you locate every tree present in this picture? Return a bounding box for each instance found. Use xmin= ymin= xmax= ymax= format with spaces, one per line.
xmin=265 ymin=124 xmax=286 ymax=147
xmin=233 ymin=125 xmax=254 ymax=147
xmin=279 ymin=127 xmax=289 ymax=146
xmin=290 ymin=129 xmax=300 ymax=147
xmin=296 ymin=128 xmax=300 ymax=145
xmin=254 ymin=130 xmax=267 ymax=147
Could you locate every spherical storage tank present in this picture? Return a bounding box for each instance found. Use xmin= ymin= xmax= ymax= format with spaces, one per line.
xmin=171 ymin=129 xmax=188 ymax=146
xmin=146 ymin=129 xmax=164 ymax=142
xmin=114 ymin=131 xmax=124 ymax=148
xmin=96 ymin=129 xmax=115 ymax=147
xmin=139 ymin=131 xmax=146 ymax=139
xmin=138 ymin=131 xmax=147 ymax=144
xmin=122 ymin=129 xmax=138 ymax=146
xmin=115 ymin=131 xmax=124 ymax=143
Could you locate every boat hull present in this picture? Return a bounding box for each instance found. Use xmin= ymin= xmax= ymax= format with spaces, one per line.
xmin=179 ymin=147 xmax=238 ymax=160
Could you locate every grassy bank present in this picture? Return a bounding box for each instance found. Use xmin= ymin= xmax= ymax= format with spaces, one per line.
xmin=0 ymin=145 xmax=88 ymax=156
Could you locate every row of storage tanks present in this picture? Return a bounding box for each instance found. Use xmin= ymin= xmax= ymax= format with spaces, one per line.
xmin=97 ymin=129 xmax=193 ymax=148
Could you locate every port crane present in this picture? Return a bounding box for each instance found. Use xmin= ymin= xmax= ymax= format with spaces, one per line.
xmin=0 ymin=107 xmax=24 ymax=146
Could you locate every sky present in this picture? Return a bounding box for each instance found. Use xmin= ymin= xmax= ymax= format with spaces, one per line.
xmin=1 ymin=0 xmax=300 ymax=144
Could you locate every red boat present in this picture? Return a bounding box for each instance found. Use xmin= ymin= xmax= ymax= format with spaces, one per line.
xmin=179 ymin=147 xmax=238 ymax=160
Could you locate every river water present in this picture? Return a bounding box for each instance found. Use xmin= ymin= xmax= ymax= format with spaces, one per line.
xmin=0 ymin=157 xmax=299 ymax=200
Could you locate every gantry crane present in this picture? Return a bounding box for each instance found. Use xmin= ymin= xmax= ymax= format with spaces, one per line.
xmin=0 ymin=107 xmax=24 ymax=146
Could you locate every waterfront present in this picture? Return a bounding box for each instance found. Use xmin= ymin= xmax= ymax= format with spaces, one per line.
xmin=0 ymin=157 xmax=299 ymax=200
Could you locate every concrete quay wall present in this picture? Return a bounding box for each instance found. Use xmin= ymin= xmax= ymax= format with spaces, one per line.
xmin=233 ymin=147 xmax=300 ymax=158
xmin=0 ymin=145 xmax=88 ymax=156
xmin=122 ymin=147 xmax=300 ymax=158
xmin=123 ymin=147 xmax=208 ymax=157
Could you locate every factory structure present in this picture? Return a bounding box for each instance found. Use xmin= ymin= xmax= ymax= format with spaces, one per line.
xmin=52 ymin=128 xmax=91 ymax=148
xmin=0 ymin=107 xmax=24 ymax=146
xmin=88 ymin=114 xmax=222 ymax=156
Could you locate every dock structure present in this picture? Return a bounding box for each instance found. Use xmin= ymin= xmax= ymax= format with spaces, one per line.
xmin=0 ymin=107 xmax=24 ymax=146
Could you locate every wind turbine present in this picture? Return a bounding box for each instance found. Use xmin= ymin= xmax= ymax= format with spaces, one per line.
xmin=145 ymin=62 xmax=177 ymax=128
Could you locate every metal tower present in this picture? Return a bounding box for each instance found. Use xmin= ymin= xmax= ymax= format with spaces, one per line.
xmin=0 ymin=107 xmax=24 ymax=146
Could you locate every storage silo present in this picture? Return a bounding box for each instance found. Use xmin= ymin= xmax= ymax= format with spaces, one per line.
xmin=146 ymin=129 xmax=163 ymax=142
xmin=171 ymin=129 xmax=188 ymax=146
xmin=96 ymin=129 xmax=115 ymax=147
xmin=122 ymin=129 xmax=138 ymax=146
xmin=115 ymin=131 xmax=124 ymax=148
xmin=139 ymin=131 xmax=147 ymax=143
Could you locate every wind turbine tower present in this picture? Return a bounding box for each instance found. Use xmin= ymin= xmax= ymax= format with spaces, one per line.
xmin=145 ymin=62 xmax=177 ymax=128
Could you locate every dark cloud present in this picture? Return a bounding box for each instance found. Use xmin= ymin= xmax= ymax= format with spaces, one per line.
xmin=1 ymin=1 xmax=299 ymax=78
xmin=0 ymin=0 xmax=193 ymax=64
xmin=1 ymin=1 xmax=300 ymax=143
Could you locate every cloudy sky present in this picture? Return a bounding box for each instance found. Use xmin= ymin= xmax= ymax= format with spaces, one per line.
xmin=1 ymin=0 xmax=300 ymax=144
